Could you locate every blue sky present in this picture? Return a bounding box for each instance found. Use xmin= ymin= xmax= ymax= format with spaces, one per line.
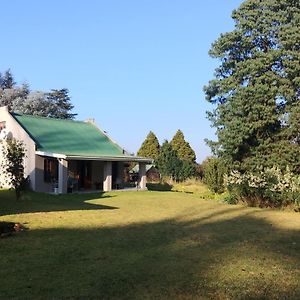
xmin=0 ymin=0 xmax=243 ymax=162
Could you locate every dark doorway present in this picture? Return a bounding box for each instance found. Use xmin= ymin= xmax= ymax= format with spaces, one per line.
xmin=78 ymin=161 xmax=92 ymax=189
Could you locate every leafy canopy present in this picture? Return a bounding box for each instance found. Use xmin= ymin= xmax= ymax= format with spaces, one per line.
xmin=204 ymin=0 xmax=300 ymax=172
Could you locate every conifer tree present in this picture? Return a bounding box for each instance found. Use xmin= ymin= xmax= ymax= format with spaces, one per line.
xmin=170 ymin=130 xmax=196 ymax=163
xmin=137 ymin=131 xmax=160 ymax=159
xmin=204 ymin=0 xmax=300 ymax=172
xmin=155 ymin=140 xmax=182 ymax=181
xmin=46 ymin=88 xmax=77 ymax=119
xmin=0 ymin=69 xmax=16 ymax=89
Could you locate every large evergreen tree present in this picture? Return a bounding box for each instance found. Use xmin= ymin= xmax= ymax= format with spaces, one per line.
xmin=204 ymin=0 xmax=300 ymax=172
xmin=170 ymin=129 xmax=196 ymax=163
xmin=137 ymin=131 xmax=160 ymax=159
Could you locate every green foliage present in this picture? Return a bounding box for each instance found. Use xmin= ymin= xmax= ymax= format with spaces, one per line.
xmin=179 ymin=160 xmax=196 ymax=181
xmin=170 ymin=129 xmax=196 ymax=163
xmin=204 ymin=0 xmax=300 ymax=172
xmin=226 ymin=167 xmax=300 ymax=208
xmin=46 ymin=88 xmax=77 ymax=119
xmin=223 ymin=193 xmax=238 ymax=205
xmin=1 ymin=139 xmax=26 ymax=200
xmin=155 ymin=140 xmax=195 ymax=182
xmin=203 ymin=157 xmax=226 ymax=194
xmin=155 ymin=140 xmax=182 ymax=182
xmin=137 ymin=131 xmax=160 ymax=159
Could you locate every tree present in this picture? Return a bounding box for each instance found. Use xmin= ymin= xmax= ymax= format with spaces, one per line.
xmin=11 ymin=91 xmax=50 ymax=116
xmin=0 ymin=83 xmax=30 ymax=110
xmin=203 ymin=157 xmax=226 ymax=194
xmin=0 ymin=69 xmax=77 ymax=119
xmin=0 ymin=69 xmax=16 ymax=89
xmin=46 ymin=89 xmax=77 ymax=119
xmin=170 ymin=129 xmax=196 ymax=163
xmin=155 ymin=140 xmax=182 ymax=181
xmin=1 ymin=138 xmax=26 ymax=200
xmin=137 ymin=131 xmax=160 ymax=159
xmin=204 ymin=0 xmax=300 ymax=172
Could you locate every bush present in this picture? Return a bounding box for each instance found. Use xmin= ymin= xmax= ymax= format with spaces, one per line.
xmin=203 ymin=157 xmax=226 ymax=194
xmin=223 ymin=193 xmax=238 ymax=205
xmin=225 ymin=167 xmax=300 ymax=208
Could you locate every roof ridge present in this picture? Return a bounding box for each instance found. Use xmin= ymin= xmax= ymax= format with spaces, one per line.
xmin=12 ymin=112 xmax=85 ymax=124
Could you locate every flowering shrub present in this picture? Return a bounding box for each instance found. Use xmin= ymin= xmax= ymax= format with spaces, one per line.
xmin=225 ymin=167 xmax=300 ymax=208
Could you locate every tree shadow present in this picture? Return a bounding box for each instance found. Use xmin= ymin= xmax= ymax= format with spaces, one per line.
xmin=0 ymin=207 xmax=299 ymax=299
xmin=0 ymin=190 xmax=118 ymax=216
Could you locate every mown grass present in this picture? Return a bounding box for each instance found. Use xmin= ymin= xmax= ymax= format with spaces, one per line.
xmin=0 ymin=189 xmax=299 ymax=299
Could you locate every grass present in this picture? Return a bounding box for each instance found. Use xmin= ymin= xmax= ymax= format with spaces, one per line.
xmin=0 ymin=189 xmax=299 ymax=299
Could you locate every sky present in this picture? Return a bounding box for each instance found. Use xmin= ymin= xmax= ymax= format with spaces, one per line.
xmin=0 ymin=0 xmax=243 ymax=162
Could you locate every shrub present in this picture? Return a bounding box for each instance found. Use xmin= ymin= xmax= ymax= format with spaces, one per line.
xmin=1 ymin=138 xmax=26 ymax=200
xmin=203 ymin=157 xmax=226 ymax=194
xmin=225 ymin=167 xmax=300 ymax=208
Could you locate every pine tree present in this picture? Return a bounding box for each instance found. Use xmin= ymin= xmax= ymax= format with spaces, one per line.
xmin=46 ymin=88 xmax=77 ymax=119
xmin=0 ymin=69 xmax=16 ymax=89
xmin=204 ymin=0 xmax=300 ymax=172
xmin=137 ymin=131 xmax=160 ymax=159
xmin=170 ymin=130 xmax=196 ymax=163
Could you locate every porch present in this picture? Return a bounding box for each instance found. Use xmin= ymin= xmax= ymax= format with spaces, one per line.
xmin=35 ymin=154 xmax=150 ymax=194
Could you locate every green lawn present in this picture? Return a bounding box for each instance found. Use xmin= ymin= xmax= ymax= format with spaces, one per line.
xmin=0 ymin=189 xmax=299 ymax=299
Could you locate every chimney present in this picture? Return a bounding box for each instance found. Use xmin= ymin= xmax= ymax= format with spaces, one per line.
xmin=85 ymin=118 xmax=96 ymax=125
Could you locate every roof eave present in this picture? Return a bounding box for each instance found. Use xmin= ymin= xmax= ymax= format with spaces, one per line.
xmin=35 ymin=151 xmax=153 ymax=163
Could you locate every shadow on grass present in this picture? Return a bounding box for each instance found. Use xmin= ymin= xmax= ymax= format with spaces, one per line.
xmin=0 ymin=190 xmax=118 ymax=216
xmin=0 ymin=207 xmax=299 ymax=299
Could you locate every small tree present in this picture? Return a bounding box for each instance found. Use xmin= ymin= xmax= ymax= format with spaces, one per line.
xmin=203 ymin=157 xmax=226 ymax=194
xmin=2 ymin=138 xmax=26 ymax=200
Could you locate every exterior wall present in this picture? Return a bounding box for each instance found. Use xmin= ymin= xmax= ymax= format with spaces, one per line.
xmin=0 ymin=106 xmax=36 ymax=190
xmin=35 ymin=155 xmax=53 ymax=193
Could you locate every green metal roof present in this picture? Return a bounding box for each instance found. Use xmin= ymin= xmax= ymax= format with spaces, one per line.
xmin=13 ymin=113 xmax=126 ymax=157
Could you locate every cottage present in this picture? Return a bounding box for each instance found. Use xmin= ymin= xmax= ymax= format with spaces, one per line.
xmin=0 ymin=106 xmax=152 ymax=193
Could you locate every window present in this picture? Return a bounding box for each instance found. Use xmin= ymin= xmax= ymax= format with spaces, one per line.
xmin=44 ymin=158 xmax=58 ymax=183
